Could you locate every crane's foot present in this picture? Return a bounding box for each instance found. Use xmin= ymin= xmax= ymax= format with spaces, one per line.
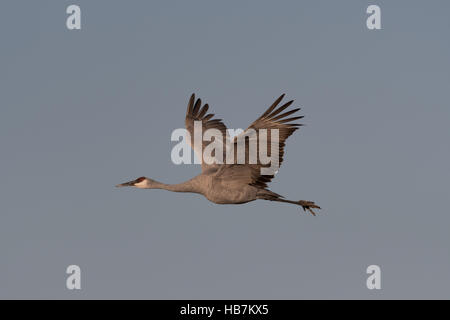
xmin=298 ymin=200 xmax=321 ymax=216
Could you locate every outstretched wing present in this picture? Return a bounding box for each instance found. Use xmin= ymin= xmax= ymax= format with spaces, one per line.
xmin=185 ymin=93 xmax=228 ymax=171
xmin=226 ymin=94 xmax=303 ymax=188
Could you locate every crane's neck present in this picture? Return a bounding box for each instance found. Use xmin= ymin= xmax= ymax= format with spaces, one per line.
xmin=146 ymin=179 xmax=199 ymax=193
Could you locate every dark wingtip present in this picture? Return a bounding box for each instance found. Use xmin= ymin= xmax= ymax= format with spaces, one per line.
xmin=187 ymin=94 xmax=196 ymax=115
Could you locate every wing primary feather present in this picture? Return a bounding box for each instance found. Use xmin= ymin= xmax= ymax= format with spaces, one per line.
xmin=187 ymin=93 xmax=195 ymax=116
xmin=260 ymin=94 xmax=285 ymax=118
xmin=267 ymin=100 xmax=294 ymax=118
xmin=278 ymin=116 xmax=304 ymax=123
xmin=271 ymin=108 xmax=301 ymax=121
xmin=198 ymin=104 xmax=209 ymax=118
xmin=193 ymin=98 xmax=201 ymax=115
xmin=203 ymin=113 xmax=214 ymax=121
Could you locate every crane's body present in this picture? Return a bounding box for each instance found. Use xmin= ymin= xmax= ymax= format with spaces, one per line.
xmin=117 ymin=94 xmax=320 ymax=215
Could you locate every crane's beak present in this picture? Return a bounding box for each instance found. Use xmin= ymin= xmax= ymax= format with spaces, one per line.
xmin=115 ymin=180 xmax=135 ymax=188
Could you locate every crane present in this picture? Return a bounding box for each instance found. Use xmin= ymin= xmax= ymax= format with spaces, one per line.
xmin=116 ymin=94 xmax=320 ymax=215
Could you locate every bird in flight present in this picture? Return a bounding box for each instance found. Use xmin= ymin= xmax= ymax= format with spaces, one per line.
xmin=116 ymin=94 xmax=320 ymax=215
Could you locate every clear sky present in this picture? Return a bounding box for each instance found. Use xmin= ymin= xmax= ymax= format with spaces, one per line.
xmin=1 ymin=0 xmax=449 ymax=299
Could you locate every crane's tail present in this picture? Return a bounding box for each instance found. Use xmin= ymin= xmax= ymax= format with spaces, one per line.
xmin=257 ymin=189 xmax=321 ymax=216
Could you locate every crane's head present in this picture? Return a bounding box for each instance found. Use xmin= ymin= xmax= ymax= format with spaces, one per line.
xmin=115 ymin=176 xmax=153 ymax=189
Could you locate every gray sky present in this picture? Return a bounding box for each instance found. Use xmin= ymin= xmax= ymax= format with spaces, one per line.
xmin=1 ymin=0 xmax=449 ymax=299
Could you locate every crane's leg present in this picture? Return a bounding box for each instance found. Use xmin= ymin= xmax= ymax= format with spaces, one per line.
xmin=257 ymin=190 xmax=321 ymax=216
xmin=271 ymin=198 xmax=321 ymax=216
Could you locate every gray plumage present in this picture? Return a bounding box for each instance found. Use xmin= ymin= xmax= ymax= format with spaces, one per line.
xmin=116 ymin=94 xmax=320 ymax=215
